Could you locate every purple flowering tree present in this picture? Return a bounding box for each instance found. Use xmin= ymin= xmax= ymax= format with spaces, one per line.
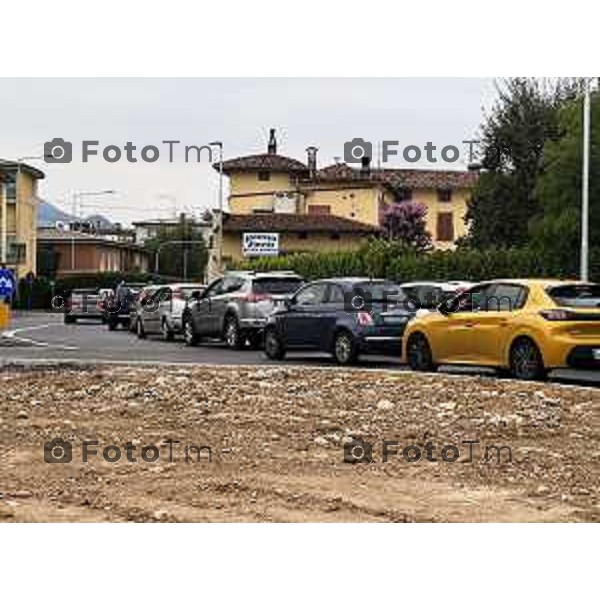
xmin=380 ymin=202 xmax=432 ymax=252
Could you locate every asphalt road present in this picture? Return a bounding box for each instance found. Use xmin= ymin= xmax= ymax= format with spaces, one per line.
xmin=1 ymin=311 xmax=599 ymax=385
xmin=0 ymin=311 xmax=404 ymax=368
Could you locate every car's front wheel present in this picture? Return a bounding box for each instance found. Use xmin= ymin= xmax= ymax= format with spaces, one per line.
xmin=406 ymin=332 xmax=437 ymax=372
xmin=509 ymin=337 xmax=547 ymax=381
xmin=333 ymin=330 xmax=357 ymax=365
xmin=183 ymin=316 xmax=200 ymax=347
xmin=264 ymin=327 xmax=285 ymax=360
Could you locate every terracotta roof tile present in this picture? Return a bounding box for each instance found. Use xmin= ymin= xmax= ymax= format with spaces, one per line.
xmin=217 ymin=153 xmax=308 ymax=174
xmin=315 ymin=162 xmax=477 ymax=189
xmin=223 ymin=213 xmax=380 ymax=233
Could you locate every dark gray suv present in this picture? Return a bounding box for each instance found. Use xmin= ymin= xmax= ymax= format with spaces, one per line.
xmin=182 ymin=271 xmax=304 ymax=349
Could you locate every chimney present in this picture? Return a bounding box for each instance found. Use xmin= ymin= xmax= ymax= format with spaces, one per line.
xmin=360 ymin=155 xmax=371 ymax=177
xmin=268 ymin=128 xmax=277 ymax=154
xmin=306 ymin=146 xmax=318 ymax=177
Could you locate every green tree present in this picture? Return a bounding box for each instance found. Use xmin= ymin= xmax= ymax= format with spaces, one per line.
xmin=462 ymin=78 xmax=580 ymax=249
xmin=144 ymin=216 xmax=208 ymax=280
xmin=530 ymin=91 xmax=600 ymax=276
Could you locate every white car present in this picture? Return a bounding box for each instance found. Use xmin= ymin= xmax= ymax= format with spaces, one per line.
xmin=135 ymin=283 xmax=206 ymax=340
xmin=399 ymin=280 xmax=473 ymax=317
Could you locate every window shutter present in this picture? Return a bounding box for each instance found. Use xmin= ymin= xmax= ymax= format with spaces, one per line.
xmin=436 ymin=212 xmax=454 ymax=241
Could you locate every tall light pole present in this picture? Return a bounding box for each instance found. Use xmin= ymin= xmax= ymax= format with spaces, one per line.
xmin=70 ymin=190 xmax=115 ymax=270
xmin=209 ymin=141 xmax=224 ymax=275
xmin=581 ymin=81 xmax=592 ymax=281
xmin=579 ymin=79 xmax=591 ymax=281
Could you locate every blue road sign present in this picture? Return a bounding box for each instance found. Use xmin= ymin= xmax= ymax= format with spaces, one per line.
xmin=0 ymin=269 xmax=16 ymax=298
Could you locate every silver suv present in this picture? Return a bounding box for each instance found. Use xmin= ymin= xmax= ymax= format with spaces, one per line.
xmin=182 ymin=271 xmax=304 ymax=349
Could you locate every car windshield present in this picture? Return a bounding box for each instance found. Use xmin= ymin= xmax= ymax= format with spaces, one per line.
xmin=253 ymin=277 xmax=304 ymax=295
xmin=353 ymin=282 xmax=405 ymax=302
xmin=177 ymin=286 xmax=204 ymax=299
xmin=548 ymin=284 xmax=600 ymax=308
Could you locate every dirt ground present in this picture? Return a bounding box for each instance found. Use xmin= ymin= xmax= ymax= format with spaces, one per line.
xmin=0 ymin=364 xmax=598 ymax=522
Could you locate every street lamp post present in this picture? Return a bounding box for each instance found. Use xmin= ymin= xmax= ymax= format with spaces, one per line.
xmin=209 ymin=141 xmax=224 ymax=275
xmin=581 ymin=81 xmax=592 ymax=281
xmin=70 ymin=190 xmax=116 ymax=270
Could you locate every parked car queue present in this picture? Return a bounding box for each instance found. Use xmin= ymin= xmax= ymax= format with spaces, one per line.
xmin=63 ymin=273 xmax=600 ymax=381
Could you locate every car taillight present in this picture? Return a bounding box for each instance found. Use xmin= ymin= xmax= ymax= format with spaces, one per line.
xmin=357 ymin=311 xmax=374 ymax=326
xmin=245 ymin=293 xmax=272 ymax=303
xmin=539 ymin=309 xmax=577 ymax=321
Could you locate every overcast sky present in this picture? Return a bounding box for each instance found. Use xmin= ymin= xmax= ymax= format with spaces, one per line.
xmin=0 ymin=78 xmax=497 ymax=224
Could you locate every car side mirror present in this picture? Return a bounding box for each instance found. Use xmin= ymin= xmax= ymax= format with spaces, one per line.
xmin=191 ymin=290 xmax=202 ymax=301
xmin=285 ymin=297 xmax=295 ymax=310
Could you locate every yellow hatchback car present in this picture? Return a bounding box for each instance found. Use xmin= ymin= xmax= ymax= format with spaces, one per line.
xmin=403 ymin=279 xmax=600 ymax=380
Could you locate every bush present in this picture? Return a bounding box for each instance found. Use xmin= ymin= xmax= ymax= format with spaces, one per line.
xmin=230 ymin=240 xmax=592 ymax=283
xmin=12 ymin=271 xmax=169 ymax=310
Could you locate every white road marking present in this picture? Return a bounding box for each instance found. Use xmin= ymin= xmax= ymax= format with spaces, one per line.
xmin=1 ymin=323 xmax=79 ymax=351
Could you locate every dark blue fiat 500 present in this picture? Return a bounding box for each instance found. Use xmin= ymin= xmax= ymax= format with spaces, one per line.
xmin=263 ymin=278 xmax=415 ymax=365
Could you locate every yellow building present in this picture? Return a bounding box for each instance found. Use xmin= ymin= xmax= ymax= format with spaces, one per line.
xmin=215 ymin=130 xmax=477 ymax=265
xmin=0 ymin=159 xmax=45 ymax=278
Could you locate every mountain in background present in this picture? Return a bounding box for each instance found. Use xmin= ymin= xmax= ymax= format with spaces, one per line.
xmin=37 ymin=201 xmax=113 ymax=229
xmin=37 ymin=201 xmax=74 ymax=226
xmin=85 ymin=214 xmax=114 ymax=229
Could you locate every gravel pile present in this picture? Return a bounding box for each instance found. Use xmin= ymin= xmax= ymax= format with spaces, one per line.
xmin=0 ymin=365 xmax=597 ymax=522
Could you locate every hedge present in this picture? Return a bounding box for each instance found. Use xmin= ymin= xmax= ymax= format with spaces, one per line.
xmin=12 ymin=271 xmax=169 ymax=310
xmin=230 ymin=240 xmax=600 ymax=283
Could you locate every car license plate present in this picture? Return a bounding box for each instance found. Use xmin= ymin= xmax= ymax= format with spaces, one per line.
xmin=593 ymin=349 xmax=600 ymax=360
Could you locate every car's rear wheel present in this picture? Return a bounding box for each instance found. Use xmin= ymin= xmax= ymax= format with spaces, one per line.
xmin=161 ymin=319 xmax=174 ymax=342
xmin=333 ymin=330 xmax=357 ymax=365
xmin=183 ymin=316 xmax=200 ymax=347
xmin=509 ymin=338 xmax=547 ymax=381
xmin=64 ymin=314 xmax=76 ymax=324
xmin=224 ymin=316 xmax=244 ymax=350
xmin=136 ymin=317 xmax=146 ymax=339
xmin=406 ymin=332 xmax=437 ymax=372
xmin=264 ymin=327 xmax=285 ymax=360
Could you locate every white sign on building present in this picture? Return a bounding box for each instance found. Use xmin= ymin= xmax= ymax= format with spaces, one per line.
xmin=242 ymin=232 xmax=279 ymax=257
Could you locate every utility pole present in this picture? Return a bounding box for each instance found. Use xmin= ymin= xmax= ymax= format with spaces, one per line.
xmin=180 ymin=212 xmax=188 ymax=281
xmin=581 ymin=80 xmax=591 ymax=281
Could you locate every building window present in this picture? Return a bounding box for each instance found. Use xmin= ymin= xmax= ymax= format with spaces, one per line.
xmin=298 ymin=232 xmax=308 ymax=240
xmin=395 ymin=187 xmax=412 ymax=202
xmin=437 ymin=212 xmax=454 ymax=242
xmin=437 ymin=188 xmax=452 ymax=203
xmin=258 ymin=170 xmax=271 ymax=181
xmin=252 ymin=208 xmax=274 ymax=214
xmin=4 ymin=173 xmax=16 ymax=201
xmin=308 ymin=204 xmax=331 ymax=215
